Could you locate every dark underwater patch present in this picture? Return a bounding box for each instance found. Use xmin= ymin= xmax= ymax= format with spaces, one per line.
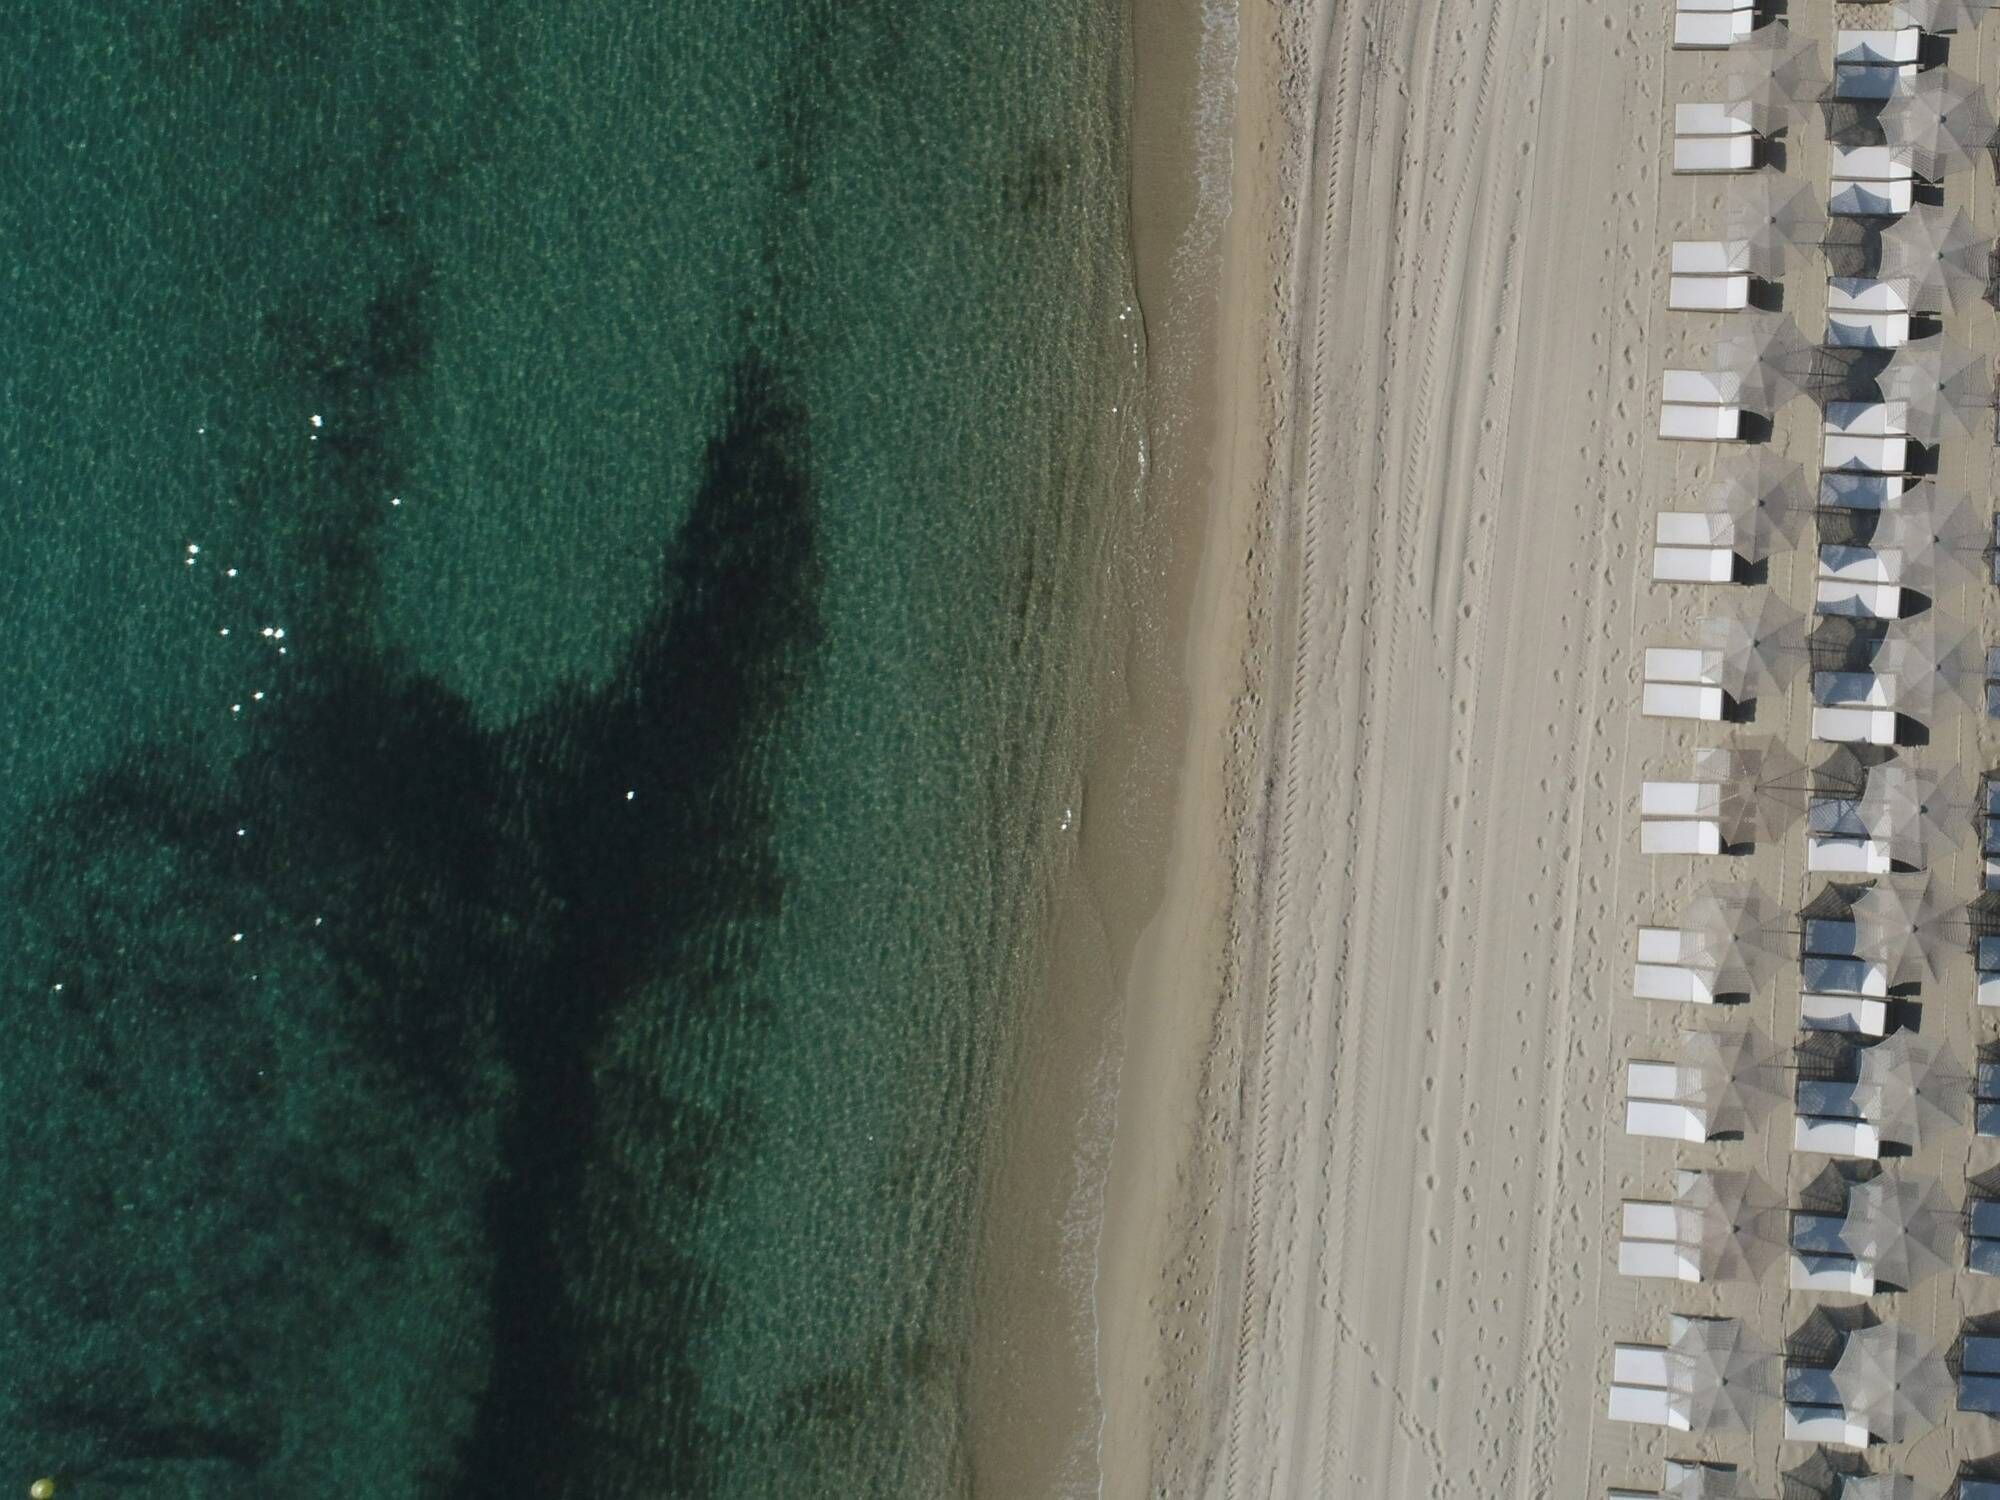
xmin=0 ymin=346 xmax=821 ymax=1497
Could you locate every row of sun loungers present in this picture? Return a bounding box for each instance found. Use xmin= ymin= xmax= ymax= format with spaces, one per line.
xmin=1610 ymin=1331 xmax=1695 ymax=1429
xmin=1638 ymin=782 xmax=1724 ymax=855
xmin=1642 ymin=648 xmax=1727 ymax=722
xmin=1671 ymin=0 xmax=1754 ymax=51
xmin=1651 ymin=512 xmax=1736 ymax=581
xmin=1659 ymin=368 xmax=1743 ymax=441
xmin=1828 ymin=277 xmax=1912 ymax=349
xmin=1672 ymin=102 xmax=1757 ymax=175
xmin=1609 ymin=1463 xmax=1738 ymax=1500
xmin=1668 ymin=239 xmax=1753 ymax=312
xmin=1831 ymin=143 xmax=1915 ymax=217
xmin=1633 ymin=927 xmax=1719 ymax=1004
xmin=1783 ymin=1360 xmax=1874 ymax=1447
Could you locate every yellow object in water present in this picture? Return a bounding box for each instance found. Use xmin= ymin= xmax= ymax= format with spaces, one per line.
xmin=28 ymin=1480 xmax=54 ymax=1500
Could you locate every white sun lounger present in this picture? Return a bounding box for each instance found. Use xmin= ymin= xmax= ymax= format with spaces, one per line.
xmin=1820 ymin=545 xmax=1901 ymax=584
xmin=1677 ymin=102 xmax=1755 ymax=136
xmin=1814 ymin=669 xmax=1895 ymax=707
xmin=1662 ymin=403 xmax=1744 ymax=440
xmin=1814 ymin=578 xmax=1901 ymax=619
xmin=1830 ymin=177 xmax=1915 ymax=216
xmin=1641 ymin=820 xmax=1723 ymax=854
xmin=1836 ymin=59 xmax=1919 ymax=101
xmin=1826 ymin=400 xmax=1909 ymax=435
xmin=1644 ymin=682 xmax=1726 ymax=721
xmin=1646 ymin=648 xmax=1726 ymax=684
xmin=1672 ymin=240 xmax=1753 ymax=276
xmin=1821 ymin=472 xmax=1911 ymax=509
xmin=1642 ymin=782 xmax=1719 ymax=818
xmin=1832 ymin=145 xmax=1913 ymax=184
xmin=1670 ymin=274 xmax=1751 ymax=312
xmin=1623 ymin=1201 xmax=1681 ymax=1240
xmin=1829 ymin=278 xmax=1910 ymax=315
xmin=1822 ymin=435 xmax=1909 ymax=473
xmin=1637 ymin=927 xmax=1695 ymax=964
xmin=1794 ymin=1115 xmax=1882 ymax=1158
xmin=1675 ymin=9 xmax=1756 ymax=47
xmin=1800 ymin=993 xmax=1890 ymax=1035
xmin=1807 ymin=832 xmax=1894 ymax=870
xmin=1677 ymin=135 xmax=1758 ymax=173
xmin=1610 ymin=1341 xmax=1694 ymax=1429
xmin=1625 ymin=1102 xmax=1709 ymax=1140
xmin=1619 ymin=1238 xmax=1703 ymax=1281
xmin=1652 ymin=546 xmax=1736 ymax=580
xmin=1656 ymin=512 xmax=1729 ymax=546
xmin=1614 ymin=1343 xmax=1675 ymax=1387
xmin=1828 ymin=310 xmax=1910 ymax=349
xmin=1812 ymin=705 xmax=1898 ymax=745
xmin=1665 ymin=369 xmax=1742 ymax=405
xmin=1785 ymin=1406 xmax=1871 ymax=1448
xmin=1636 ymin=964 xmax=1718 ymax=1003
xmin=1802 ymin=955 xmax=1888 ymax=996
xmin=1835 ymin=27 xmax=1920 ymax=65
xmin=1610 ymin=1383 xmax=1686 ymax=1428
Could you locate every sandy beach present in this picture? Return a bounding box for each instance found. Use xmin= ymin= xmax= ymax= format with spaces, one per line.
xmin=1087 ymin=0 xmax=2000 ymax=1493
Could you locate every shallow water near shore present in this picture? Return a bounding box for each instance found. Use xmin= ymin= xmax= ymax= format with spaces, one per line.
xmin=0 ymin=3 xmax=1141 ymax=1494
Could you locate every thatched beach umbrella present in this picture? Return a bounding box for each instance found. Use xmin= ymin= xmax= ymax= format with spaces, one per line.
xmin=1700 ymin=592 xmax=1807 ymax=701
xmin=1713 ymin=312 xmax=1818 ymax=407
xmin=1725 ymin=28 xmax=1828 ymax=128
xmin=1682 ymin=883 xmax=1788 ymax=993
xmin=1782 ymin=1446 xmax=1867 ymax=1500
xmin=1852 ymin=872 xmax=1966 ymax=980
xmin=1676 ymin=1026 xmax=1781 ymax=1137
xmin=1879 ymin=336 xmax=1995 ymax=442
xmin=1857 ymin=1028 xmax=1964 ymax=1150
xmin=1724 ymin=173 xmax=1828 ymax=271
xmin=1839 ymin=1173 xmax=1956 ymax=1290
xmin=1878 ymin=618 xmax=1982 ymax=720
xmin=1872 ymin=481 xmax=1986 ymax=592
xmin=1833 ymin=1321 xmax=1952 ymax=1442
xmin=1882 ymin=69 xmax=1996 ymax=181
xmin=1704 ymin=450 xmax=1808 ymax=561
xmin=1693 ymin=740 xmax=1806 ymax=846
xmin=1664 ymin=1459 xmax=1740 ymax=1499
xmin=1858 ymin=766 xmax=1971 ymax=870
xmin=1878 ymin=207 xmax=1990 ymax=316
xmin=1894 ymin=0 xmax=1992 ymax=30
xmin=1675 ymin=1168 xmax=1783 ymax=1282
xmin=1668 ymin=1315 xmax=1768 ymax=1432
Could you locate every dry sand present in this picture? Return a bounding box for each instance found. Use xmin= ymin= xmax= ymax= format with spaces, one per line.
xmin=1094 ymin=0 xmax=2000 ymax=1496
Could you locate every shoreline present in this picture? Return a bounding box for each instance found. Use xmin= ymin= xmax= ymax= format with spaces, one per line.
xmin=1091 ymin=0 xmax=1290 ymax=1492
xmin=959 ymin=0 xmax=1282 ymax=1493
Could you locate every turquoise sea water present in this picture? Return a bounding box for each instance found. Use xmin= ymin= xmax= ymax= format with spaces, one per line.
xmin=0 ymin=3 xmax=1142 ymax=1495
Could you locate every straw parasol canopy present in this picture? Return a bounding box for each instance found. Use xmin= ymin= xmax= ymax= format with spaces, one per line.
xmin=1713 ymin=312 xmax=1819 ymax=407
xmin=1877 ymin=617 xmax=1983 ymax=720
xmin=1703 ymin=450 xmax=1808 ymax=561
xmin=1882 ymin=68 xmax=1997 ymax=182
xmin=1675 ymin=1168 xmax=1784 ymax=1281
xmin=1693 ymin=740 xmax=1808 ymax=845
xmin=1724 ymin=172 xmax=1829 ymax=272
xmin=1857 ymin=1028 xmax=1965 ymax=1149
xmin=1676 ymin=1026 xmax=1781 ymax=1137
xmin=1851 ymin=872 xmax=1967 ymax=980
xmin=1668 ymin=1315 xmax=1768 ymax=1432
xmin=1682 ymin=882 xmax=1788 ymax=993
xmin=1664 ymin=1460 xmax=1740 ymax=1500
xmin=1782 ymin=1447 xmax=1868 ymax=1500
xmin=1839 ymin=1173 xmax=1956 ymax=1290
xmin=1894 ymin=0 xmax=1993 ymax=30
xmin=1840 ymin=1477 xmax=1914 ymax=1500
xmin=1872 ymin=481 xmax=1987 ymax=593
xmin=1878 ymin=336 xmax=1996 ymax=442
xmin=1876 ymin=206 xmax=1991 ymax=316
xmin=1725 ymin=28 xmax=1828 ymax=126
xmin=1699 ymin=592 xmax=1808 ymax=701
xmin=1810 ymin=744 xmax=1893 ymax=803
xmin=1833 ymin=1321 xmax=1952 ymax=1443
xmin=1858 ymin=766 xmax=1971 ymax=871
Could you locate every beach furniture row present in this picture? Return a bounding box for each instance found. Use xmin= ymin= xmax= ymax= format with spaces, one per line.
xmin=1671 ymin=0 xmax=1753 ymax=51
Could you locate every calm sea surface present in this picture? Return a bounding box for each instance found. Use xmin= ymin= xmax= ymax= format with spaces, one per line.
xmin=0 ymin=3 xmax=1142 ymax=1494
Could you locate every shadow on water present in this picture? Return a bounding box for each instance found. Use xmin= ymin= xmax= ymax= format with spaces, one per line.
xmin=1 ymin=345 xmax=823 ymax=1499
